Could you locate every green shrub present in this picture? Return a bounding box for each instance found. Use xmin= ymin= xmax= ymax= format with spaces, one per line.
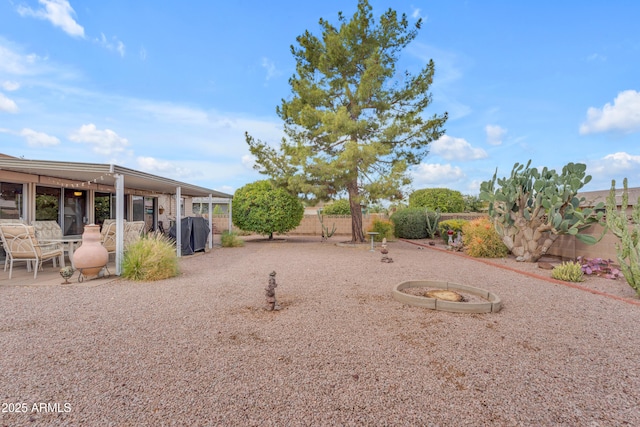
xmin=552 ymin=261 xmax=584 ymax=282
xmin=322 ymin=199 xmax=351 ymax=215
xmin=409 ymin=188 xmax=465 ymax=213
xmin=221 ymin=230 xmax=245 ymax=247
xmin=367 ymin=218 xmax=394 ymax=242
xmin=438 ymin=219 xmax=468 ymax=243
xmin=232 ymin=180 xmax=304 ymax=239
xmin=390 ymin=208 xmax=428 ymax=239
xmin=462 ymin=217 xmax=508 ymax=258
xmin=122 ymin=232 xmax=179 ymax=281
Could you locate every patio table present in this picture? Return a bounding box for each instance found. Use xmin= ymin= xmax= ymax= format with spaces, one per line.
xmin=40 ymin=235 xmax=82 ymax=268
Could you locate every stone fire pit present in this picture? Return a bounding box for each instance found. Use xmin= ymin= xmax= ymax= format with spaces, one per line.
xmin=393 ymin=280 xmax=502 ymax=313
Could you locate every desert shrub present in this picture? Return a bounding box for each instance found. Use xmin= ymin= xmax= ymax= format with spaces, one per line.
xmin=368 ymin=218 xmax=394 ymax=242
xmin=221 ymin=230 xmax=245 ymax=247
xmin=552 ymin=261 xmax=584 ymax=282
xmin=438 ymin=219 xmax=468 ymax=243
xmin=322 ymin=199 xmax=351 ymax=215
xmin=122 ymin=232 xmax=179 ymax=281
xmin=409 ymin=188 xmax=465 ymax=213
xmin=390 ymin=208 xmax=427 ymax=239
xmin=462 ymin=217 xmax=508 ymax=258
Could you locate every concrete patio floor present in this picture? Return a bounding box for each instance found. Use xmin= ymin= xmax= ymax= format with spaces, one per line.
xmin=0 ymin=258 xmax=120 ymax=287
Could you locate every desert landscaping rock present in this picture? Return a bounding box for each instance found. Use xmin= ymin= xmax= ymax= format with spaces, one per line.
xmin=1 ymin=236 xmax=639 ymax=425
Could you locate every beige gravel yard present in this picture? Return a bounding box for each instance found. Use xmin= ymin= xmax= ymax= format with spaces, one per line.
xmin=1 ymin=236 xmax=639 ymax=426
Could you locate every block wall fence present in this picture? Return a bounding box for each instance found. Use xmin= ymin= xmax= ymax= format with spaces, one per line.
xmin=203 ymin=213 xmax=624 ymax=262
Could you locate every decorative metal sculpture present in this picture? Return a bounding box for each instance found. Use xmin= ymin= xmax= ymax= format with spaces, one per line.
xmin=60 ymin=266 xmax=74 ymax=284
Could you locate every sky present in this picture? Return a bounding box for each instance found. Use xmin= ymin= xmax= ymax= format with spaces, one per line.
xmin=1 ymin=0 xmax=639 ymax=199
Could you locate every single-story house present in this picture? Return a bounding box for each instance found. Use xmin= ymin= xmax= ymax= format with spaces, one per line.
xmin=0 ymin=154 xmax=232 ymax=275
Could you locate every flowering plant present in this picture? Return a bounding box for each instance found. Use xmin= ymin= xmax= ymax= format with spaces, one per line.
xmin=577 ymin=256 xmax=621 ymax=280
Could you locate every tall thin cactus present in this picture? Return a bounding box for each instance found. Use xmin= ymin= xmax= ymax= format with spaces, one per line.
xmin=425 ymin=208 xmax=441 ymax=239
xmin=606 ymin=178 xmax=640 ymax=295
xmin=317 ymin=210 xmax=337 ymax=241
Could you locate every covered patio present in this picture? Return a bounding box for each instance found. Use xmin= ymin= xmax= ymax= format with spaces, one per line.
xmin=0 ymin=155 xmax=232 ymax=277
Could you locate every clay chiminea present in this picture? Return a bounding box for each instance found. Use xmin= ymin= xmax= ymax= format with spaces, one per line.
xmin=73 ymin=224 xmax=109 ymax=277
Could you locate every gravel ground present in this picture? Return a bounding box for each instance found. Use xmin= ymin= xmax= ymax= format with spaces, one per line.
xmin=1 ymin=236 xmax=639 ymax=426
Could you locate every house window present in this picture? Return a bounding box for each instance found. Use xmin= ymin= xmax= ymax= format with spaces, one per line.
xmin=0 ymin=182 xmax=23 ymax=219
xmin=95 ymin=192 xmax=113 ymax=226
xmin=35 ymin=186 xmax=61 ymax=222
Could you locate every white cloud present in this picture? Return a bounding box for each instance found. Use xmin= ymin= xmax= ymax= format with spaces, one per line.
xmin=411 ymin=163 xmax=465 ymax=187
xmin=580 ymin=90 xmax=640 ymax=135
xmin=411 ymin=8 xmax=424 ymax=20
xmin=602 ymin=152 xmax=640 ymax=170
xmin=2 ymin=81 xmax=20 ymax=91
xmin=136 ymin=156 xmax=193 ymax=180
xmin=431 ymin=135 xmax=487 ymax=161
xmin=20 ymin=128 xmax=60 ymax=147
xmin=0 ymin=41 xmax=46 ymax=76
xmin=134 ymin=101 xmax=210 ymax=126
xmin=241 ymin=154 xmax=256 ymax=170
xmin=485 ymin=124 xmax=507 ymax=146
xmin=0 ymin=93 xmax=19 ymax=113
xmin=17 ymin=0 xmax=85 ymax=38
xmin=261 ymin=57 xmax=280 ymax=81
xmin=585 ymin=152 xmax=640 ymax=190
xmin=96 ymin=33 xmax=126 ymax=57
xmin=68 ymin=124 xmax=129 ymax=156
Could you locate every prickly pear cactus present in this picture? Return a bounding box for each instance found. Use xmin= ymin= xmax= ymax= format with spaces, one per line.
xmin=479 ymin=160 xmax=604 ymax=262
xmin=606 ymin=178 xmax=640 ymax=296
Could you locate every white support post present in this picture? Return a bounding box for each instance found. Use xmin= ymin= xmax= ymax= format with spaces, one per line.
xmin=208 ymin=194 xmax=213 ymax=249
xmin=176 ymin=187 xmax=182 ymax=258
xmin=115 ymin=174 xmax=125 ymax=275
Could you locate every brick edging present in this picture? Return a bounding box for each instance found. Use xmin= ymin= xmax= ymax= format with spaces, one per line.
xmin=400 ymin=239 xmax=640 ymax=307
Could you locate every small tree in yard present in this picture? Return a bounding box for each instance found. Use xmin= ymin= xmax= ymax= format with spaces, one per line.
xmin=232 ymin=181 xmax=304 ymax=240
xmin=479 ymin=160 xmax=604 ymax=262
xmin=246 ymin=0 xmax=447 ymax=243
xmin=409 ymin=188 xmax=465 ymax=212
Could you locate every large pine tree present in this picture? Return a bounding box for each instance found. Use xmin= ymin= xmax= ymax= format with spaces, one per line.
xmin=246 ymin=0 xmax=447 ymax=242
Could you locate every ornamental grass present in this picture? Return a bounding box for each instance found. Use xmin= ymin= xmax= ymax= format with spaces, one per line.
xmin=121 ymin=232 xmax=179 ymax=281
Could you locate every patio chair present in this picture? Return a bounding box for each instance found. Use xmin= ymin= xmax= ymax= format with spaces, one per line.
xmin=124 ymin=221 xmax=145 ymax=248
xmin=31 ymin=220 xmax=71 ymax=257
xmin=100 ymin=220 xmax=118 ymax=255
xmin=0 ymin=218 xmax=25 ymax=270
xmin=0 ymin=223 xmax=64 ymax=279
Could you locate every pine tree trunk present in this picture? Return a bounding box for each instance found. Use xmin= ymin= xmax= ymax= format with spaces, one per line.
xmin=347 ymin=180 xmax=366 ymax=243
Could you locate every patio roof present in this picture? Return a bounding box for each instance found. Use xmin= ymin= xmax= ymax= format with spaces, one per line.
xmin=0 ymin=155 xmax=232 ymax=198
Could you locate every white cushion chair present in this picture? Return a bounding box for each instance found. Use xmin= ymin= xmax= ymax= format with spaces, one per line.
xmin=124 ymin=221 xmax=146 ymax=248
xmin=0 ymin=223 xmax=64 ymax=279
xmin=100 ymin=220 xmax=118 ymax=255
xmin=31 ymin=220 xmax=70 ymax=257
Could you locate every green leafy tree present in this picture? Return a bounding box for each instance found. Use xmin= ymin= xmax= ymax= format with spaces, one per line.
xmin=232 ymin=180 xmax=304 ymax=240
xmin=246 ymin=0 xmax=447 ymax=242
xmin=479 ymin=160 xmax=604 ymax=262
xmin=321 ymin=199 xmax=351 ymax=215
xmin=462 ymin=194 xmax=486 ymax=212
xmin=409 ymin=188 xmax=464 ymax=212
